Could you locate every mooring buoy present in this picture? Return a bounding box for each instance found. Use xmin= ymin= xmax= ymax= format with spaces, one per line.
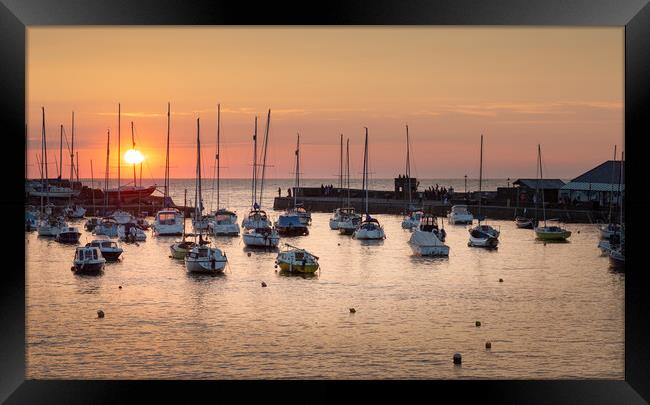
xmin=97 ymin=310 xmax=105 ymax=318
xmin=261 ymin=281 xmax=267 ymax=287
xmin=349 ymin=308 xmax=356 ymax=313
xmin=453 ymin=352 xmax=462 ymax=364
xmin=118 ymin=285 xmax=122 ymax=289
xmin=475 ymin=321 xmax=481 ymax=327
xmin=485 ymin=341 xmax=492 ymax=349
xmin=499 ymin=278 xmax=503 ymax=282
xmin=247 ymin=252 xmax=252 ymax=257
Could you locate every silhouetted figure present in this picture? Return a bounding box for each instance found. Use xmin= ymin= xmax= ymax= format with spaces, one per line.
xmin=278 ymin=187 xmax=281 ymax=197
xmin=288 ymin=188 xmax=292 ymax=198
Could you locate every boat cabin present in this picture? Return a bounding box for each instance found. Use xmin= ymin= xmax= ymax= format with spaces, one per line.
xmin=419 ymin=215 xmax=440 ymax=232
xmin=75 ymin=247 xmax=102 ymax=261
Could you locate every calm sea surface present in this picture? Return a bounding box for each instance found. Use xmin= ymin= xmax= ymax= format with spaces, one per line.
xmin=26 ymin=179 xmax=623 ymax=379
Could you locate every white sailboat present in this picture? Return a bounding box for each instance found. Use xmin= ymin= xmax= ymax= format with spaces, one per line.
xmin=534 ymin=144 xmax=571 ymax=241
xmin=468 ymin=135 xmax=500 ymax=248
xmin=409 ymin=214 xmax=449 ymax=256
xmin=93 ymin=130 xmax=118 ymax=237
xmin=153 ymin=103 xmax=184 ymax=236
xmin=275 ymin=133 xmax=309 ymax=237
xmin=37 ymin=107 xmax=69 ymax=237
xmin=599 ymin=146 xmax=623 ymax=240
xmin=170 ymin=189 xmax=197 ymax=259
xmin=63 ymin=113 xmax=86 ymax=218
xmin=353 ymin=128 xmax=386 ymax=240
xmin=209 ymin=104 xmax=240 ymax=236
xmin=329 ymin=134 xmax=346 ymax=230
xmin=243 ymin=110 xmax=280 ymax=248
xmin=338 ymin=137 xmax=362 ymax=235
xmin=241 ymin=115 xmax=272 ymax=230
xmin=400 ymin=125 xmax=422 ymax=230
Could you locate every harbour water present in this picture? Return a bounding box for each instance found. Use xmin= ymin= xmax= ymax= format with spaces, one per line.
xmin=26 ymin=179 xmax=623 ymax=379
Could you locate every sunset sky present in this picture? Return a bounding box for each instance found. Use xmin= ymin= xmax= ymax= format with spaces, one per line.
xmin=26 ymin=27 xmax=623 ymax=181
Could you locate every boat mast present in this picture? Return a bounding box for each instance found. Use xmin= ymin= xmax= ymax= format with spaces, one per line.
xmin=90 ymin=159 xmax=95 ymax=215
xmin=195 ymin=117 xmax=202 ymax=222
xmin=216 ymin=103 xmax=221 ymax=212
xmin=182 ymin=188 xmax=187 ymax=241
xmin=131 ymin=121 xmax=136 ymax=187
xmin=59 ymin=124 xmax=63 ymax=179
xmin=252 ymin=116 xmax=258 ymax=208
xmin=76 ymin=152 xmax=79 ymax=184
xmin=70 ymin=112 xmax=75 ymax=185
xmin=164 ymin=102 xmax=170 ymax=207
xmin=259 ymin=109 xmax=271 ymax=209
xmin=117 ymin=103 xmax=121 ymax=207
xmin=40 ymin=107 xmax=46 ymax=212
xmin=363 ymin=127 xmax=369 ymax=216
xmin=607 ymin=145 xmax=617 ymax=224
xmin=346 ymin=138 xmax=350 ymax=208
xmin=43 ymin=107 xmax=49 ymax=207
xmin=478 ymin=134 xmax=483 ymax=224
xmin=339 ymin=133 xmax=343 ymax=206
xmin=104 ymin=129 xmax=110 ymax=212
xmin=618 ymin=151 xmax=624 ymax=226
xmin=406 ymin=124 xmax=411 ymax=207
xmin=539 ymin=144 xmax=546 ymax=226
xmin=294 ymin=133 xmax=300 ymax=209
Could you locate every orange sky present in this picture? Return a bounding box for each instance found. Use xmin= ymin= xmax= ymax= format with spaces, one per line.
xmin=26 ymin=27 xmax=623 ymax=181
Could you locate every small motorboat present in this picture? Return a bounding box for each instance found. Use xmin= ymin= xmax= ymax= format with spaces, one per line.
xmin=117 ymin=222 xmax=147 ymax=242
xmin=242 ymin=226 xmax=280 ymax=248
xmin=598 ymin=232 xmax=623 ymax=255
xmin=534 ymin=225 xmax=571 ymax=241
xmin=401 ymin=210 xmax=424 ymax=229
xmin=447 ymin=205 xmax=474 ymax=225
xmin=209 ymin=209 xmax=240 ymax=236
xmin=274 ymin=212 xmax=309 ymax=237
xmin=599 ymin=223 xmax=623 ymax=239
xmin=353 ymin=214 xmax=385 ymax=240
xmin=170 ymin=239 xmax=197 ymax=259
xmin=72 ymin=246 xmax=106 ymax=274
xmin=338 ymin=212 xmax=362 ymax=235
xmin=56 ymin=226 xmax=81 ymax=244
xmin=84 ymin=217 xmax=101 ymax=232
xmin=153 ymin=208 xmax=184 ymax=236
xmin=93 ymin=217 xmax=119 ymax=237
xmin=37 ymin=216 xmax=67 ymax=237
xmin=184 ymin=244 xmax=228 ymax=274
xmin=275 ymin=244 xmax=320 ymax=273
xmin=515 ymin=216 xmax=537 ymax=229
xmin=288 ymin=204 xmax=312 ymax=226
xmin=86 ymin=238 xmax=123 ymax=261
xmin=409 ymin=214 xmax=449 ymax=256
xmin=468 ymin=226 xmax=499 ymax=248
xmin=111 ymin=209 xmax=134 ymax=225
xmin=64 ymin=205 xmax=87 ymax=219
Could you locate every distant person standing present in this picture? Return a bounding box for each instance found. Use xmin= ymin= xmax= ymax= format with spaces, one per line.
xmin=278 ymin=187 xmax=281 ymax=197
xmin=288 ymin=188 xmax=292 ymax=198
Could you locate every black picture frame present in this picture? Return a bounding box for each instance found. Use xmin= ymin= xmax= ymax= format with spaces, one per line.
xmin=2 ymin=1 xmax=648 ymax=403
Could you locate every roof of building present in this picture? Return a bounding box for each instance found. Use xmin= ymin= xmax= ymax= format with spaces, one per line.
xmin=513 ymin=179 xmax=566 ymax=189
xmin=561 ymin=182 xmax=625 ymax=192
xmin=571 ymin=160 xmax=624 ymax=184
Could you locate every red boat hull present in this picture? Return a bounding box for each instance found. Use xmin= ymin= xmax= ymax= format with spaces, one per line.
xmin=104 ymin=185 xmax=157 ymax=203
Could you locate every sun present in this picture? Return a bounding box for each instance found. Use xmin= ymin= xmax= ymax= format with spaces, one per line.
xmin=124 ymin=149 xmax=144 ymax=165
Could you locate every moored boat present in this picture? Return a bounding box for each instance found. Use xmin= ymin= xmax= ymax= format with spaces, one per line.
xmin=184 ymin=244 xmax=228 ymax=274
xmin=118 ymin=222 xmax=147 ymax=242
xmin=515 ymin=216 xmax=537 ymax=229
xmin=533 ymin=144 xmax=571 ymax=242
xmin=153 ymin=208 xmax=184 ymax=236
xmin=447 ymin=205 xmax=474 ymax=225
xmin=72 ymin=246 xmax=106 ymax=274
xmin=468 ymin=135 xmax=500 ymax=249
xmin=352 ymin=128 xmax=386 ymax=241
xmin=243 ymin=226 xmax=280 ymax=248
xmin=93 ymin=217 xmax=119 ymax=237
xmin=86 ymin=238 xmax=123 ymax=261
xmin=84 ymin=217 xmax=101 ymax=232
xmin=209 ymin=209 xmax=240 ymax=236
xmin=409 ymin=214 xmax=449 ymax=256
xmin=55 ymin=226 xmax=81 ymax=244
xmin=275 ymin=213 xmax=309 ymax=236
xmin=275 ymin=244 xmax=320 ymax=273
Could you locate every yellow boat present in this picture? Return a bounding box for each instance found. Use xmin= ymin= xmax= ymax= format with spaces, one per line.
xmin=275 ymin=244 xmax=320 ymax=273
xmin=535 ymin=226 xmax=571 ymax=241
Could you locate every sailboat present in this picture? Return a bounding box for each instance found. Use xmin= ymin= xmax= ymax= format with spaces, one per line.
xmin=93 ymin=129 xmax=119 ymax=237
xmin=242 ymin=110 xmax=280 ymax=248
xmin=184 ymin=117 xmax=228 ymax=274
xmin=63 ymin=113 xmax=86 ymax=218
xmin=338 ymin=138 xmax=362 ymax=235
xmin=468 ymin=135 xmax=500 ymax=248
xmin=353 ymin=128 xmax=386 ymax=240
xmin=242 ymin=115 xmax=272 ymax=230
xmin=208 ymin=104 xmax=240 ymax=236
xmin=599 ymin=146 xmax=623 ymax=239
xmin=275 ymin=134 xmax=309 ymax=237
xmin=329 ymin=134 xmax=347 ymax=230
xmin=408 ymin=214 xmax=449 ymax=256
xmin=515 ymin=151 xmax=540 ymax=229
xmin=400 ymin=125 xmax=423 ymax=229
xmin=153 ymin=103 xmax=184 ymax=236
xmin=190 ymin=117 xmax=211 ymax=232
xmin=603 ymin=151 xmax=625 ymax=258
xmin=29 ymin=121 xmax=78 ymax=200
xmin=170 ymin=189 xmax=197 ymax=259
xmin=37 ymin=107 xmax=69 ymax=237
xmin=534 ymin=144 xmax=571 ymax=241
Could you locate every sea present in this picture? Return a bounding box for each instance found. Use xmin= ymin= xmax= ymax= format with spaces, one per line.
xmin=25 ymin=178 xmax=623 ymax=379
